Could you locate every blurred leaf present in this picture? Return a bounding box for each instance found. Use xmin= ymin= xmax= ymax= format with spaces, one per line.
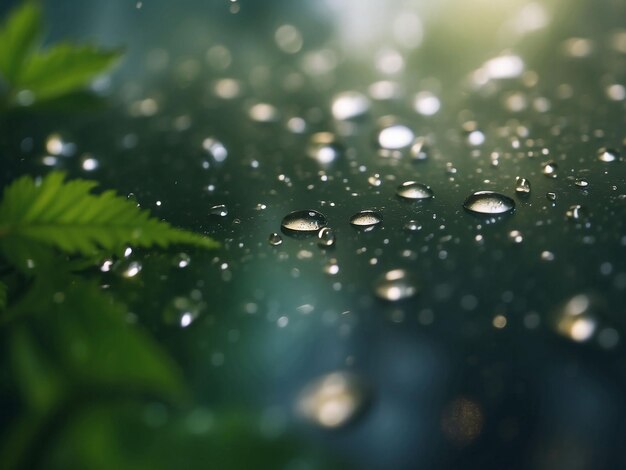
xmin=0 ymin=172 xmax=218 ymax=269
xmin=0 ymin=1 xmax=41 ymax=85
xmin=19 ymin=44 xmax=121 ymax=102
xmin=0 ymin=280 xmax=6 ymax=310
xmin=8 ymin=277 xmax=186 ymax=399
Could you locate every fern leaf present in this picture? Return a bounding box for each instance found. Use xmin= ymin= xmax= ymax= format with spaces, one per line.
xmin=0 ymin=1 xmax=41 ymax=85
xmin=0 ymin=172 xmax=218 ymax=263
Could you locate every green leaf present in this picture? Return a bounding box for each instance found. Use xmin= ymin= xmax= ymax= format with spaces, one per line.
xmin=0 ymin=1 xmax=41 ymax=85
xmin=0 ymin=279 xmax=6 ymax=310
xmin=18 ymin=44 xmax=121 ymax=102
xmin=0 ymin=172 xmax=218 ymax=267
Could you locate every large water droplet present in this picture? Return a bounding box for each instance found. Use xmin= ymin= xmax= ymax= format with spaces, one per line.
xmin=396 ymin=181 xmax=434 ymax=200
xmin=349 ymin=210 xmax=383 ymax=228
xmin=281 ymin=210 xmax=328 ymax=233
xmin=374 ymin=269 xmax=418 ymax=301
xmin=463 ymin=191 xmax=515 ymax=215
xmin=515 ymin=177 xmax=531 ymax=195
xmin=297 ymin=372 xmax=367 ymax=428
xmin=597 ymin=147 xmax=619 ymax=162
xmin=317 ymin=227 xmax=336 ymax=248
xmin=331 ymin=91 xmax=370 ymax=120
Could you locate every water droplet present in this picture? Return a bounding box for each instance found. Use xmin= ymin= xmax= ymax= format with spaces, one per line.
xmin=307 ymin=132 xmax=342 ymax=164
xmin=163 ymin=295 xmax=206 ymax=328
xmin=209 ymin=204 xmax=228 ymax=216
xmin=317 ymin=227 xmax=336 ymax=248
xmin=541 ymin=250 xmax=555 ymax=261
xmin=597 ymin=147 xmax=619 ymax=162
xmin=463 ymin=191 xmax=515 ymax=215
xmin=566 ymin=204 xmax=587 ymax=220
xmin=349 ymin=210 xmax=383 ymax=228
xmin=542 ymin=161 xmax=558 ymax=178
xmin=413 ymin=91 xmax=441 ymax=116
xmin=331 ymin=91 xmax=370 ymax=120
xmin=268 ymin=233 xmax=283 ymax=246
xmin=396 ymin=181 xmax=434 ymax=200
xmin=403 ymin=220 xmax=422 ymax=232
xmin=574 ymin=178 xmax=589 ymax=188
xmin=297 ymin=372 xmax=367 ymax=428
xmin=281 ymin=210 xmax=328 ymax=234
xmin=410 ymin=137 xmax=429 ymax=161
xmin=120 ymin=261 xmax=142 ymax=278
xmin=174 ymin=252 xmax=191 ymax=268
xmin=374 ymin=269 xmax=418 ymax=301
xmin=248 ymin=103 xmax=279 ymax=123
xmin=554 ymin=294 xmax=596 ymax=342
xmin=508 ymin=230 xmax=523 ymax=243
xmin=546 ymin=192 xmax=557 ymax=201
xmin=377 ymin=124 xmax=414 ymax=149
xmin=202 ymin=137 xmax=228 ymax=162
xmin=324 ymin=259 xmax=340 ymax=275
xmin=515 ymin=177 xmax=531 ymax=195
xmin=368 ymin=174 xmax=382 ymax=187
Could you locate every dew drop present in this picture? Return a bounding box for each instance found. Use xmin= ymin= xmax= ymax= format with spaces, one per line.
xmin=317 ymin=227 xmax=336 ymax=248
xmin=349 ymin=210 xmax=383 ymax=228
xmin=463 ymin=191 xmax=515 ymax=215
xmin=209 ymin=204 xmax=228 ymax=216
xmin=574 ymin=178 xmax=589 ymax=188
xmin=281 ymin=210 xmax=328 ymax=233
xmin=566 ymin=204 xmax=586 ymax=220
xmin=597 ymin=147 xmax=619 ymax=162
xmin=307 ymin=132 xmax=342 ymax=164
xmin=515 ymin=177 xmax=531 ymax=195
xmin=374 ymin=269 xmax=418 ymax=301
xmin=268 ymin=233 xmax=283 ymax=246
xmin=396 ymin=181 xmax=434 ymax=200
xmin=546 ymin=192 xmax=557 ymax=201
xmin=542 ymin=161 xmax=558 ymax=178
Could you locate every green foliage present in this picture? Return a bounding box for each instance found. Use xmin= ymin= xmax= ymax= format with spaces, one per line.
xmin=0 ymin=1 xmax=121 ymax=109
xmin=0 ymin=280 xmax=6 ymax=310
xmin=0 ymin=172 xmax=218 ymax=272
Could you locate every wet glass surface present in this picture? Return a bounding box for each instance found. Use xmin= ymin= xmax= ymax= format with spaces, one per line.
xmin=3 ymin=0 xmax=626 ymax=468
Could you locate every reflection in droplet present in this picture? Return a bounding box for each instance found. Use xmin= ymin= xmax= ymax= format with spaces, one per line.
xmin=307 ymin=132 xmax=342 ymax=164
xmin=542 ymin=161 xmax=558 ymax=178
xmin=463 ymin=191 xmax=515 ymax=215
xmin=378 ymin=124 xmax=414 ymax=149
xmin=281 ymin=210 xmax=328 ymax=233
xmin=268 ymin=233 xmax=283 ymax=246
xmin=331 ymin=91 xmax=370 ymax=120
xmin=597 ymin=147 xmax=619 ymax=162
xmin=209 ymin=204 xmax=228 ymax=216
xmin=317 ymin=227 xmax=336 ymax=248
xmin=297 ymin=372 xmax=367 ymax=429
xmin=350 ymin=210 xmax=383 ymax=228
xmin=396 ymin=181 xmax=434 ymax=200
xmin=374 ymin=269 xmax=418 ymax=301
xmin=515 ymin=177 xmax=531 ymax=195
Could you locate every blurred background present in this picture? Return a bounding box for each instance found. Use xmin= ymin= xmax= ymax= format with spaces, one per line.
xmin=2 ymin=0 xmax=626 ymax=468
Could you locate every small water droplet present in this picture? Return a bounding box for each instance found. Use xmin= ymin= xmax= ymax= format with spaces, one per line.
xmin=515 ymin=177 xmax=531 ymax=195
xmin=209 ymin=204 xmax=228 ymax=216
xmin=463 ymin=191 xmax=515 ymax=215
xmin=574 ymin=178 xmax=589 ymax=188
xmin=396 ymin=181 xmax=434 ymax=200
xmin=268 ymin=233 xmax=283 ymax=246
xmin=368 ymin=174 xmax=382 ymax=187
xmin=307 ymin=132 xmax=342 ymax=164
xmin=163 ymin=295 xmax=206 ymax=328
xmin=349 ymin=210 xmax=383 ymax=228
xmin=403 ymin=220 xmax=422 ymax=232
xmin=566 ymin=204 xmax=587 ymax=220
xmin=281 ymin=210 xmax=328 ymax=233
xmin=317 ymin=227 xmax=336 ymax=248
xmin=508 ymin=230 xmax=523 ymax=243
xmin=174 ymin=252 xmax=191 ymax=268
xmin=541 ymin=250 xmax=555 ymax=261
xmin=410 ymin=137 xmax=429 ymax=161
xmin=374 ymin=269 xmax=418 ymax=301
xmin=597 ymin=147 xmax=619 ymax=162
xmin=546 ymin=192 xmax=557 ymax=201
xmin=542 ymin=161 xmax=558 ymax=178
